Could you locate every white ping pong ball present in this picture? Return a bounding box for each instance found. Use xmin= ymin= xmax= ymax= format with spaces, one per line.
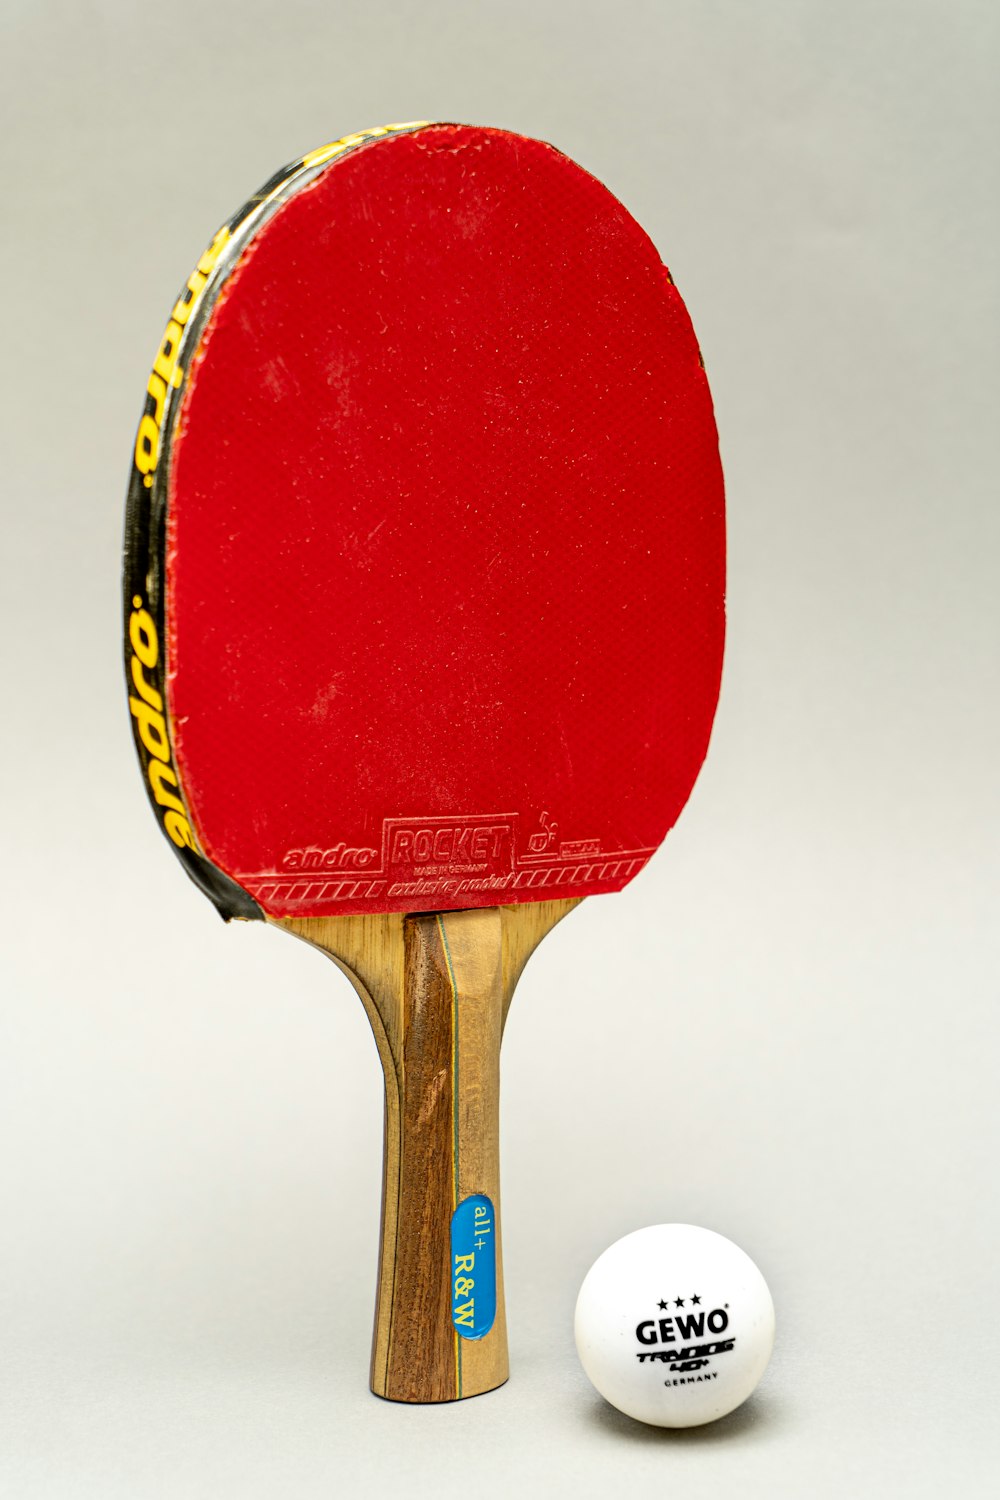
xmin=574 ymin=1223 xmax=775 ymax=1427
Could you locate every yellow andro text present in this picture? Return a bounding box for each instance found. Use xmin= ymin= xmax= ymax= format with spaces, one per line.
xmin=128 ymin=601 xmax=194 ymax=850
xmin=133 ymin=226 xmax=231 ymax=485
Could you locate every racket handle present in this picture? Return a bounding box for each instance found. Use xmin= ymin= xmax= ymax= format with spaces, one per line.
xmin=370 ymin=908 xmax=507 ymax=1402
xmin=281 ymin=898 xmax=577 ymax=1401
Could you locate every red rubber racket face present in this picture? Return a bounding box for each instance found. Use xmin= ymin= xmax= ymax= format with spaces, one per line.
xmin=124 ymin=123 xmax=724 ymax=920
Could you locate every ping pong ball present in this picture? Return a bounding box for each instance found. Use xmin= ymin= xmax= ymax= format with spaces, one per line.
xmin=574 ymin=1224 xmax=775 ymax=1427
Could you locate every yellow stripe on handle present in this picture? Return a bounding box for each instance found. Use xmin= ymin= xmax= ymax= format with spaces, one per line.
xmin=435 ymin=913 xmax=464 ymax=1396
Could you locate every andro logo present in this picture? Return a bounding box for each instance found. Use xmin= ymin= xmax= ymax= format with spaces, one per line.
xmin=282 ymin=845 xmax=378 ymax=871
xmin=387 ymin=816 xmax=515 ymax=872
xmin=127 ymin=600 xmax=195 ymax=851
xmin=133 ymin=227 xmax=230 ymax=489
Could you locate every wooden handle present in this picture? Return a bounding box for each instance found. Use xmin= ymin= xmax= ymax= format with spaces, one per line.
xmin=379 ymin=909 xmax=504 ymax=1400
xmin=278 ymin=899 xmax=577 ymax=1402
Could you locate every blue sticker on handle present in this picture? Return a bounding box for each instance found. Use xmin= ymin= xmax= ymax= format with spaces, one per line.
xmin=450 ymin=1194 xmax=497 ymax=1340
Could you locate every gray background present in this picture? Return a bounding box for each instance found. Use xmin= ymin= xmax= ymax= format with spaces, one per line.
xmin=2 ymin=1 xmax=997 ymax=1494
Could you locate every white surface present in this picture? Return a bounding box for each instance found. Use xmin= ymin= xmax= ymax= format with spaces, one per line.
xmin=575 ymin=1224 xmax=775 ymax=1426
xmin=2 ymin=1 xmax=998 ymax=1495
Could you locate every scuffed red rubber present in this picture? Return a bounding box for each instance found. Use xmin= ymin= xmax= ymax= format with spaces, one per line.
xmin=163 ymin=124 xmax=724 ymax=918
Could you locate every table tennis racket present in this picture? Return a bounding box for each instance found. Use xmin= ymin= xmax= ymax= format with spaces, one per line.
xmin=123 ymin=122 xmax=725 ymax=1403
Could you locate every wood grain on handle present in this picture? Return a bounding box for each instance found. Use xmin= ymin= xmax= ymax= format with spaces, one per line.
xmin=278 ymin=899 xmax=578 ymax=1402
